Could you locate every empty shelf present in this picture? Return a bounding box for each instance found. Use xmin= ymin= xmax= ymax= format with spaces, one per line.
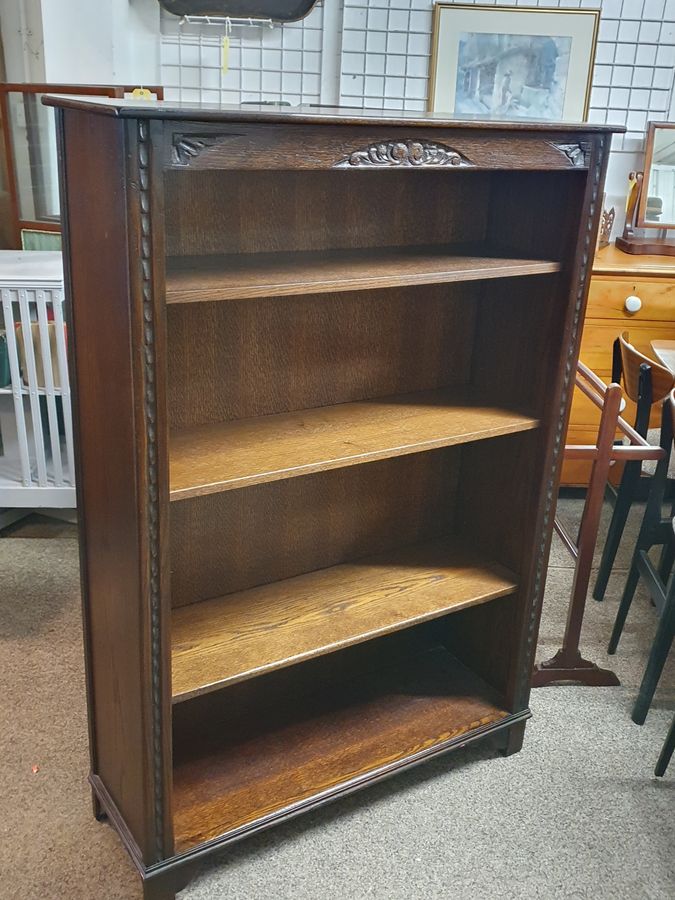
xmin=172 ymin=644 xmax=514 ymax=850
xmin=165 ymin=245 xmax=561 ymax=303
xmin=171 ymin=536 xmax=518 ymax=702
xmin=169 ymin=386 xmax=540 ymax=500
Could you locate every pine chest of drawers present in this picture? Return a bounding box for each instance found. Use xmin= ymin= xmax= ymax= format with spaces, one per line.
xmin=562 ymin=245 xmax=675 ymax=486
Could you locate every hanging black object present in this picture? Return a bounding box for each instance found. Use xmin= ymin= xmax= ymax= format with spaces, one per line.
xmin=159 ymin=0 xmax=319 ymax=21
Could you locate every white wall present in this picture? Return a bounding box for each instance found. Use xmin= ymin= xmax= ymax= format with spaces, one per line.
xmin=2 ymin=0 xmax=161 ymax=85
xmin=0 ymin=0 xmax=46 ymax=82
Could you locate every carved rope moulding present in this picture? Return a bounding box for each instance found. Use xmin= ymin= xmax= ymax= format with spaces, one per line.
xmin=336 ymin=140 xmax=470 ymax=168
xmin=137 ymin=119 xmax=166 ymax=861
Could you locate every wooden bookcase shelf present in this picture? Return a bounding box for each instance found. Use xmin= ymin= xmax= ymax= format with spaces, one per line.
xmin=51 ymin=96 xmax=618 ymax=899
xmin=169 ymin=386 xmax=540 ymax=500
xmin=172 ymin=643 xmax=511 ymax=851
xmin=171 ymin=535 xmax=518 ymax=701
xmin=165 ymin=245 xmax=561 ymax=304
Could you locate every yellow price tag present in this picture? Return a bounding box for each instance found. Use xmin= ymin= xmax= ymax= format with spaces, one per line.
xmin=222 ymin=35 xmax=230 ymax=74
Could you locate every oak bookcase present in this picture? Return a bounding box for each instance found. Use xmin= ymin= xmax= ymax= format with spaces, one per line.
xmin=47 ymin=97 xmax=618 ymax=899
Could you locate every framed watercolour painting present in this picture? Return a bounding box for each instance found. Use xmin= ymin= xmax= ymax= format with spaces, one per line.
xmin=429 ymin=4 xmax=599 ymax=122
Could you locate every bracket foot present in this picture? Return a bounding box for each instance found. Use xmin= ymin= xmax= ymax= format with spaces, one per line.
xmin=533 ymin=649 xmax=620 ymax=687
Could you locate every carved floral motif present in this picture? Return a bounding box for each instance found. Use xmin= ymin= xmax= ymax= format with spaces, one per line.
xmin=172 ymin=135 xmax=217 ymax=166
xmin=551 ymin=142 xmax=591 ymax=168
xmin=336 ymin=140 xmax=470 ymax=168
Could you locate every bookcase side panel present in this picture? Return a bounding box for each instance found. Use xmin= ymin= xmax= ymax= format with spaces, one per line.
xmin=446 ymin=135 xmax=612 ymax=712
xmin=503 ymin=133 xmax=612 ymax=710
xmin=58 ymin=108 xmax=172 ymax=865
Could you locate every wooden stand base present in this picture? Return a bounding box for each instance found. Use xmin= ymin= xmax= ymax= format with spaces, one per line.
xmin=615 ymin=235 xmax=675 ymax=256
xmin=532 ymin=649 xmax=620 ymax=687
xmin=533 ymin=368 xmax=660 ymax=691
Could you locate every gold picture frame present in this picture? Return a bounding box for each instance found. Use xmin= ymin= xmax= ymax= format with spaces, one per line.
xmin=429 ymin=3 xmax=599 ymax=122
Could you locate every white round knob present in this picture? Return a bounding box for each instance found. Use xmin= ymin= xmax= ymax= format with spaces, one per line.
xmin=625 ymin=295 xmax=642 ymax=314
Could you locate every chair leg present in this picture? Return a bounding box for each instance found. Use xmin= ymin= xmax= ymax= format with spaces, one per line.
xmin=657 ymin=540 xmax=675 ymax=585
xmin=593 ymin=464 xmax=640 ymax=601
xmin=608 ymin=561 xmax=641 ymax=655
xmin=655 ymin=714 xmax=675 ymax=777
xmin=632 ymin=593 xmax=675 ymax=725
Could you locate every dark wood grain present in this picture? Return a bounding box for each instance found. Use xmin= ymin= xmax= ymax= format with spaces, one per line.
xmin=169 ymin=449 xmax=460 ymax=608
xmin=172 ymin=644 xmax=510 ymax=850
xmin=52 ymin=102 xmax=618 ymax=890
xmin=57 ymin=109 xmax=172 ymax=863
xmin=166 ymin=246 xmax=560 ymax=303
xmin=486 ymin=170 xmax=586 ymax=263
xmin=159 ymin=124 xmax=595 ymax=171
xmin=167 ymin=284 xmax=479 ymax=430
xmin=164 ymin=170 xmax=490 ymax=257
xmin=43 ymin=95 xmax=621 ymax=134
xmin=172 ymin=536 xmax=518 ymax=701
xmin=166 ymin=128 xmax=591 ymax=172
xmin=169 ymin=386 xmax=539 ymax=499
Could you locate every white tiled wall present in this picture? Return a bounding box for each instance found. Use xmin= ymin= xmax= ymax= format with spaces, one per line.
xmin=160 ymin=0 xmax=675 ymax=215
xmin=340 ymin=0 xmax=674 ymax=144
xmin=160 ymin=5 xmax=326 ymax=106
xmin=340 ymin=1 xmax=433 ymax=111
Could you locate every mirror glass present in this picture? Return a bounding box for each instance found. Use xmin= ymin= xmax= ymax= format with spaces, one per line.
xmin=643 ymin=124 xmax=675 ymax=228
xmin=7 ymin=92 xmax=60 ymax=224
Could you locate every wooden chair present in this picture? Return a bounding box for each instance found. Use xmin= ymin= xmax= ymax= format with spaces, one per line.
xmin=593 ymin=332 xmax=674 ymax=602
xmin=608 ymin=391 xmax=675 ymax=728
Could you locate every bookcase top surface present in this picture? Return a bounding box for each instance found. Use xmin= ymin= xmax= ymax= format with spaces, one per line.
xmin=43 ymin=96 xmax=623 ymax=133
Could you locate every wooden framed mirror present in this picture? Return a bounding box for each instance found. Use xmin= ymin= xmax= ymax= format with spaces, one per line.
xmin=617 ymin=121 xmax=675 ymax=256
xmin=638 ymin=122 xmax=675 ymax=229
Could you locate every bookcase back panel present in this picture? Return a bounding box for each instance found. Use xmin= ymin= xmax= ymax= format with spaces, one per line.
xmin=170 ymin=448 xmax=460 ymax=608
xmin=454 ymin=425 xmax=543 ymax=706
xmin=439 ymin=592 xmax=519 ymax=700
xmin=486 ymin=171 xmax=586 ymax=263
xmin=164 ymin=170 xmax=492 ymax=257
xmin=470 ymin=273 xmax=566 ymax=417
xmin=167 ymin=284 xmax=479 ymax=430
xmin=455 ymin=429 xmax=542 ymax=577
xmin=432 ymin=427 xmax=542 ymax=706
